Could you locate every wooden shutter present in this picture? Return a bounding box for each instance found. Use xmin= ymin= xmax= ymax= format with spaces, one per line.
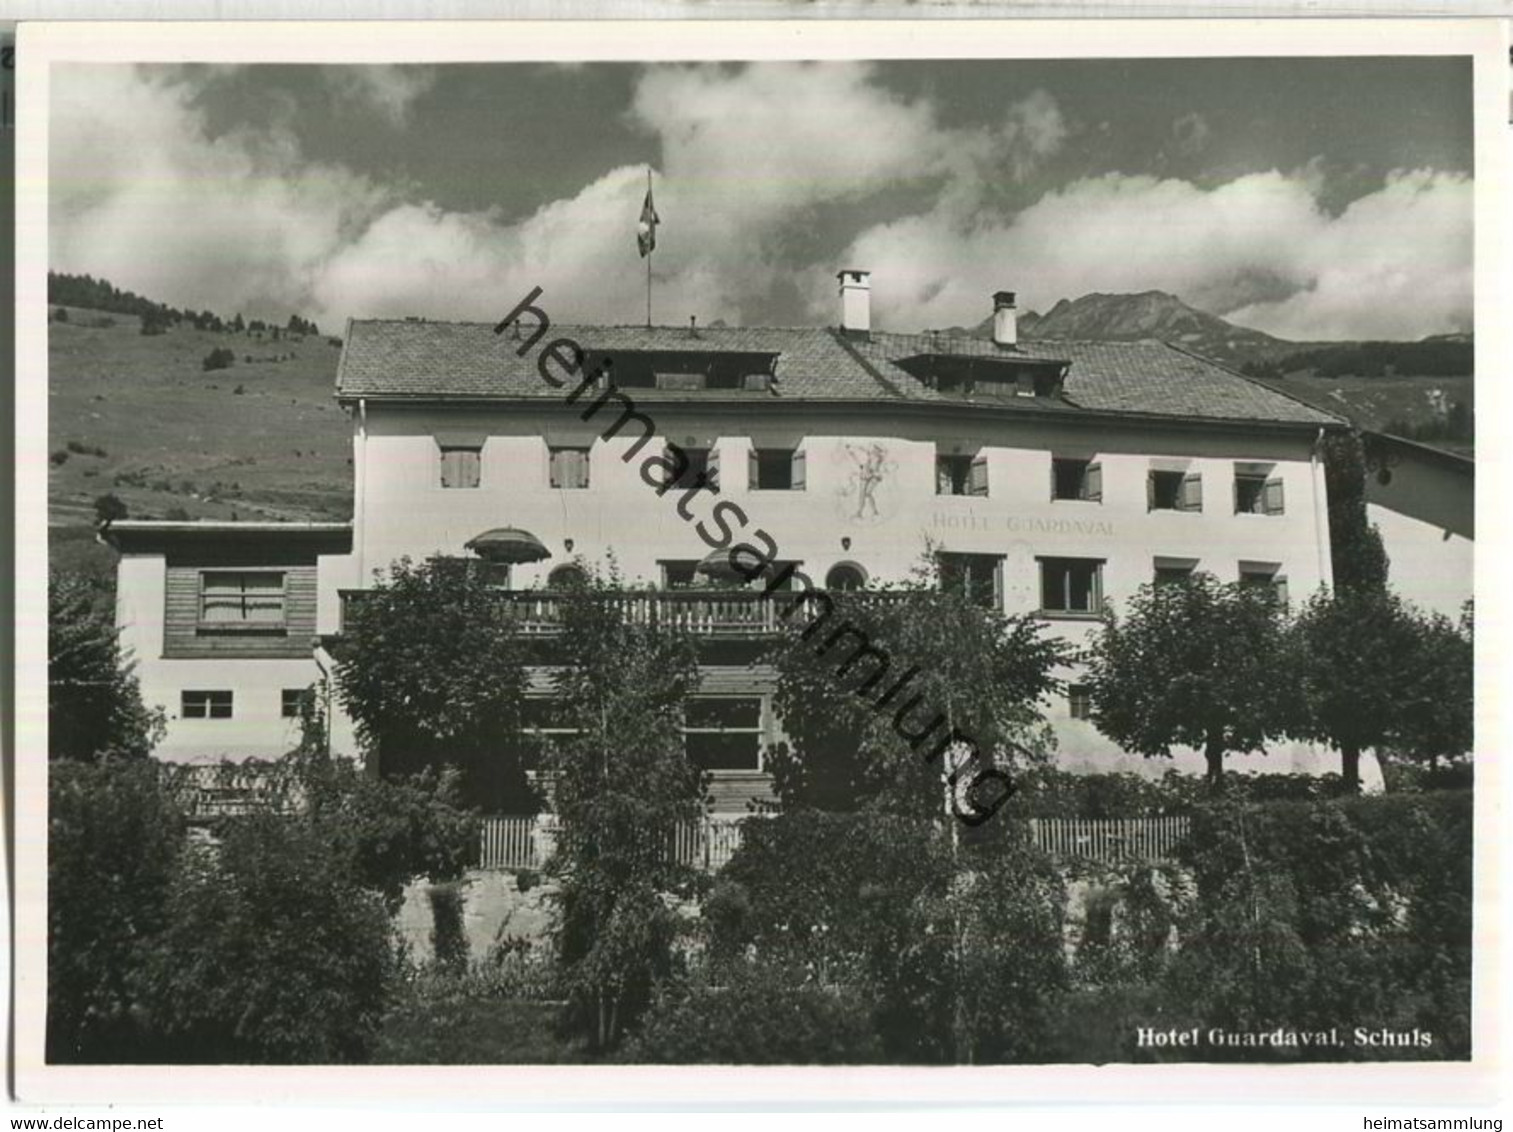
xmin=748 ymin=447 xmax=760 ymax=490
xmin=1263 ymin=477 xmax=1285 ymax=515
xmin=1273 ymin=576 xmax=1289 ymax=606
xmin=1180 ymin=473 xmax=1203 ymax=512
xmin=706 ymin=445 xmax=721 ymax=492
xmin=791 ymin=448 xmax=806 ymax=491
xmin=1145 ymin=472 xmax=1156 ymax=512
xmin=968 ymin=454 xmax=989 ymax=496
xmin=572 ymin=449 xmax=590 ymax=489
xmin=1084 ymin=462 xmax=1102 ymax=502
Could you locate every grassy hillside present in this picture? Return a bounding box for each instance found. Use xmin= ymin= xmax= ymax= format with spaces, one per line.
xmin=48 ymin=306 xmax=351 ymax=527
xmin=1256 ymin=372 xmax=1474 ymax=457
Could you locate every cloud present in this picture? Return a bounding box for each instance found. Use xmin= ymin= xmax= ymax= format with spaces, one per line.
xmin=48 ymin=63 xmax=1470 ymax=342
xmin=49 ymin=66 xmax=392 ymax=322
xmin=820 ymin=167 xmax=1472 ymax=340
xmin=326 ymin=65 xmax=435 ymax=126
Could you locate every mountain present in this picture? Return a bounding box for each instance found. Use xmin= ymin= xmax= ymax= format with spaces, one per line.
xmin=960 ymin=289 xmax=1293 ymax=370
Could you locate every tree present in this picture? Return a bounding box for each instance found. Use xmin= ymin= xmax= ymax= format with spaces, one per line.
xmin=331 ymin=554 xmax=536 ymax=813
xmin=201 ymin=347 xmax=236 ymax=371
xmin=1322 ymin=431 xmax=1389 ymax=592
xmin=48 ymin=570 xmax=165 ymax=762
xmin=541 ymin=563 xmax=704 ymax=1050
xmin=1391 ymin=601 xmax=1474 ymax=771
xmin=48 ymin=758 xmax=185 ymax=1061
xmin=1290 ymin=586 xmax=1422 ymax=790
xmin=765 ymin=554 xmax=1064 ymax=822
xmin=93 ymin=493 xmax=128 ymax=524
xmin=1085 ymin=573 xmax=1295 ymax=786
xmin=133 ymin=812 xmax=402 ymax=1063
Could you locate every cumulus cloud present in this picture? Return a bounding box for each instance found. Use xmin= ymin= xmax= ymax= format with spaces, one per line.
xmin=48 ymin=62 xmax=1470 ymax=342
xmin=821 ymin=167 xmax=1472 ymax=341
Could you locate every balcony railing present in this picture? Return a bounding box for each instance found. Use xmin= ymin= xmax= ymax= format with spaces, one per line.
xmin=338 ymin=588 xmax=909 ymax=637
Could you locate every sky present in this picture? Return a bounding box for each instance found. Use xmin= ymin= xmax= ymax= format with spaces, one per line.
xmin=48 ymin=58 xmax=1473 ymax=341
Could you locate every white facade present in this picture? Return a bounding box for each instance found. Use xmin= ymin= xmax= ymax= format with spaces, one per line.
xmin=114 ymin=297 xmax=1403 ymax=794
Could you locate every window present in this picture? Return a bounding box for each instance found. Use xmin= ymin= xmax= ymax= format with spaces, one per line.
xmin=1239 ymin=562 xmax=1289 ymax=606
xmin=936 ymin=452 xmax=988 ymax=496
xmin=439 ymin=446 xmax=481 ymax=489
xmin=655 ymin=371 xmax=706 ymax=391
xmin=549 ymin=446 xmax=591 ymax=489
xmin=548 ymin=564 xmax=589 ymax=589
xmin=661 ymin=560 xmax=701 ymax=589
xmin=1234 ymin=465 xmax=1285 ymax=515
xmin=1039 ymin=557 xmax=1104 ymax=616
xmin=1052 ymin=458 xmax=1102 ymax=502
xmin=683 ymin=697 xmax=764 ymax=771
xmin=200 ymin=571 xmax=285 ymax=626
xmin=666 ymin=445 xmax=720 ymax=492
xmin=1148 ymin=469 xmax=1202 ymax=512
xmin=182 ymin=690 xmax=233 ymax=719
xmin=938 ymin=552 xmax=1002 ymax=609
xmin=749 ymin=447 xmax=805 ymax=491
xmin=1068 ymin=684 xmax=1094 ymax=721
xmin=1153 ymin=557 xmax=1199 ymax=587
xmin=281 ymin=687 xmax=311 ymax=719
xmin=825 ymin=562 xmax=868 ymax=591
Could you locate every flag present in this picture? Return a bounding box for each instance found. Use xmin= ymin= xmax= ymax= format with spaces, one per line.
xmin=637 ymin=179 xmax=659 ymax=258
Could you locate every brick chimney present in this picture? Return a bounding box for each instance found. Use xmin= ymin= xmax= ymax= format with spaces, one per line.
xmin=992 ymin=290 xmax=1017 ymax=348
xmin=838 ymin=270 xmax=871 ymax=336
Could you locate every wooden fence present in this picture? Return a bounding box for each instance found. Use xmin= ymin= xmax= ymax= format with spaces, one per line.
xmin=1026 ymin=816 xmax=1190 ymax=863
xmin=477 ymin=816 xmax=748 ymax=872
xmin=477 ymin=814 xmax=1190 ymax=872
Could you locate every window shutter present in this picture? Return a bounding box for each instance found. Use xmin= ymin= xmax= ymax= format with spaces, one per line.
xmin=940 ymin=460 xmax=954 ymax=497
xmin=1264 ymin=477 xmax=1285 ymax=515
xmin=574 ymin=449 xmax=590 ymax=489
xmin=791 ymin=448 xmax=807 ymax=491
xmin=748 ymin=447 xmax=760 ymax=490
xmin=1273 ymin=576 xmax=1289 ymax=606
xmin=440 ymin=449 xmax=458 ymax=488
xmin=707 ymin=445 xmax=722 ymax=491
xmin=1180 ymin=473 xmax=1203 ymax=512
xmin=1084 ymin=462 xmax=1102 ymax=502
xmin=969 ymin=454 xmax=989 ymax=496
xmin=1146 ymin=472 xmax=1156 ymax=512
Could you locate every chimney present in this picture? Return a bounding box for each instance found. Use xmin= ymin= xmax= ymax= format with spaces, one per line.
xmin=992 ymin=291 xmax=1018 ymax=348
xmin=838 ymin=270 xmax=871 ymax=336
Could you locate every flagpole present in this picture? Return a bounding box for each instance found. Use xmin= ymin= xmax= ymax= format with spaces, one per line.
xmin=645 ymin=168 xmax=653 ymax=328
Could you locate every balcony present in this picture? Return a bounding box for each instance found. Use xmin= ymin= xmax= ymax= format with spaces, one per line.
xmin=337 ymin=587 xmax=900 ymax=638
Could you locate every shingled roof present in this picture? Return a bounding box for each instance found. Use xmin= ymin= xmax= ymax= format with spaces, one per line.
xmin=335 ymin=318 xmax=1339 ymax=427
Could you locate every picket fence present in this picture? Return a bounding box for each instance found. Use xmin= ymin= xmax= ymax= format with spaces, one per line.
xmin=1026 ymin=815 xmax=1191 ymax=863
xmin=476 ymin=814 xmax=1190 ymax=872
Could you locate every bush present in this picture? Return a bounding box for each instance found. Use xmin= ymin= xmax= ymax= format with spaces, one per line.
xmin=623 ymin=969 xmax=882 ymax=1064
xmin=201 ymin=347 xmax=236 ymax=372
xmin=50 ymin=449 xmax=69 ymax=466
xmin=47 ymin=759 xmax=186 ymax=1062
xmin=133 ymin=813 xmax=402 ymax=1063
xmin=722 ymin=812 xmax=1069 ymax=1064
xmin=1161 ymin=791 xmax=1472 ymax=1060
xmin=53 ymin=306 xmax=69 ymax=322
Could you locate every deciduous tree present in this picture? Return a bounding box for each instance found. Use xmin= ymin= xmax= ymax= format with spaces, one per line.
xmin=1085 ymin=573 xmax=1295 ymax=786
xmin=541 ymin=564 xmax=704 ymax=1050
xmin=331 ymin=554 xmax=536 ymax=813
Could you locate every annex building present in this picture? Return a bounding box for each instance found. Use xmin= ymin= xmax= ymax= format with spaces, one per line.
xmin=109 ymin=272 xmax=1364 ymax=809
